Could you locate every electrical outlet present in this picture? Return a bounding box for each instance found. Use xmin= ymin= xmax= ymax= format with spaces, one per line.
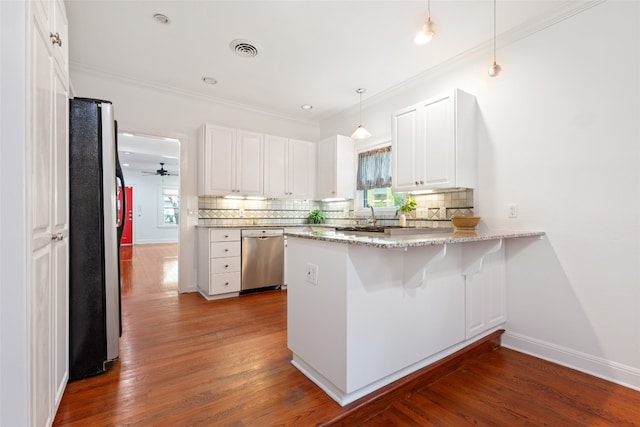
xmin=508 ymin=204 xmax=518 ymax=218
xmin=306 ymin=263 xmax=318 ymax=285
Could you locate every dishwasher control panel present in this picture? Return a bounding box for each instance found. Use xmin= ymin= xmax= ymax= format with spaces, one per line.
xmin=241 ymin=229 xmax=284 ymax=238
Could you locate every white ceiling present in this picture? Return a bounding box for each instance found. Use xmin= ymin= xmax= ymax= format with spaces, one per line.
xmin=66 ymin=0 xmax=581 ymax=168
xmin=118 ymin=133 xmax=180 ymax=176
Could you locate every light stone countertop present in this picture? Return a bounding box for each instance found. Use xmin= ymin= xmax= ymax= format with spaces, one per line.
xmin=285 ymin=229 xmax=545 ymax=249
xmin=195 ymin=224 xmax=329 ymax=229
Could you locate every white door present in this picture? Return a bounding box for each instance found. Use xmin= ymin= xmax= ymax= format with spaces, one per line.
xmin=31 ymin=2 xmax=69 ymax=424
xmin=31 ymin=14 xmax=54 ymax=427
xmin=52 ymin=59 xmax=69 ymax=408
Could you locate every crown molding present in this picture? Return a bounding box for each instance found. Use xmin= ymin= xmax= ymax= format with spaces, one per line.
xmin=317 ymin=0 xmax=606 ymax=124
xmin=69 ymin=62 xmax=319 ymax=127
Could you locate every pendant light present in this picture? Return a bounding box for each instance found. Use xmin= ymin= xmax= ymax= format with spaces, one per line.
xmin=488 ymin=0 xmax=502 ymax=77
xmin=414 ymin=0 xmax=435 ymax=45
xmin=351 ymin=88 xmax=371 ymax=140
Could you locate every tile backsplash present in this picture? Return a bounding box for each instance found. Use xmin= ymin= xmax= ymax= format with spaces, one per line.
xmin=198 ymin=189 xmax=473 ymax=228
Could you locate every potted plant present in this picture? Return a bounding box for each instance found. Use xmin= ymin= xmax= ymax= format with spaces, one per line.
xmin=308 ymin=209 xmax=326 ymax=224
xmin=396 ymin=196 xmax=417 ymax=227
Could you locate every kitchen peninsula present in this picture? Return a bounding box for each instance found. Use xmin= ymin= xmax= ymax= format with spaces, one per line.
xmin=285 ymin=228 xmax=544 ymax=406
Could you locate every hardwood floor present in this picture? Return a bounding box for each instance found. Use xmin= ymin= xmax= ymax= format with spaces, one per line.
xmin=54 ymin=243 xmax=640 ymax=426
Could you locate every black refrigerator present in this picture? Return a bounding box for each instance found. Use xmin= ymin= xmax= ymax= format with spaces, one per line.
xmin=69 ymin=97 xmax=125 ymax=380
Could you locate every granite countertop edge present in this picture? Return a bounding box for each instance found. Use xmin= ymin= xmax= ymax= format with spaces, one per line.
xmin=195 ymin=224 xmax=333 ymax=229
xmin=284 ymin=229 xmax=546 ymax=248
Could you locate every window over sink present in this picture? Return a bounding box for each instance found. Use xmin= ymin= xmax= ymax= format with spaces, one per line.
xmin=356 ymin=143 xmax=406 ymax=211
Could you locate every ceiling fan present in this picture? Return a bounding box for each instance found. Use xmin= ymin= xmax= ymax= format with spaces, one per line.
xmin=142 ymin=162 xmax=178 ymax=177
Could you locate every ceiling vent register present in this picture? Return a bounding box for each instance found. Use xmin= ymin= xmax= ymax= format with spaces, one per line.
xmin=230 ymin=39 xmax=259 ymax=58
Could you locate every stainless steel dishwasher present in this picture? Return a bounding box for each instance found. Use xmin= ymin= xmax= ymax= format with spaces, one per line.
xmin=241 ymin=229 xmax=284 ymax=292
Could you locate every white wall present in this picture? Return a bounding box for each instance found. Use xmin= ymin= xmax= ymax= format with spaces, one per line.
xmin=0 ymin=1 xmax=29 ymax=424
xmin=320 ymin=1 xmax=640 ymax=390
xmin=123 ymin=174 xmax=180 ymax=244
xmin=70 ymin=70 xmax=320 ymax=293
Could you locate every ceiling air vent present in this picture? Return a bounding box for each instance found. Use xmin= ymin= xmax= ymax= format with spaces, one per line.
xmin=230 ymin=39 xmax=259 ymax=58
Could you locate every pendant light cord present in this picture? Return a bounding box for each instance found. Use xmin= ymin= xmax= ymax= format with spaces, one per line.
xmin=427 ymin=0 xmax=431 ymax=18
xmin=359 ymin=91 xmax=363 ymax=125
xmin=493 ymin=0 xmax=497 ymax=62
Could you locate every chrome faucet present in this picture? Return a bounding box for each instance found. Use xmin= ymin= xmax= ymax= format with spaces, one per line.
xmin=366 ymin=204 xmax=377 ymax=225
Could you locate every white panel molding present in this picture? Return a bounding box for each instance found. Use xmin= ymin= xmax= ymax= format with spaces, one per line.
xmin=503 ymin=331 xmax=640 ymax=392
xmin=70 ymin=62 xmax=318 ymax=127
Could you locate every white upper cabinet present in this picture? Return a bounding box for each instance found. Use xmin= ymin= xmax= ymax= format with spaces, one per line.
xmin=316 ymin=135 xmax=354 ymax=200
xmin=392 ymin=89 xmax=476 ymax=192
xmin=264 ymin=136 xmax=316 ymax=199
xmin=199 ymin=124 xmax=263 ymax=197
xmin=236 ymin=130 xmax=264 ymax=197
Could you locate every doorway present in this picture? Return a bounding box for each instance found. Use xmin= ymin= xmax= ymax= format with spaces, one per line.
xmin=117 ymin=132 xmax=180 ymax=290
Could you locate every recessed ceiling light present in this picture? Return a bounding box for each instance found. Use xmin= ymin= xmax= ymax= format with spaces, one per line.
xmin=122 ymin=163 xmax=130 ymax=167
xmin=123 ymin=151 xmax=131 ymax=155
xmin=121 ymin=133 xmax=134 ymax=137
xmin=202 ymin=76 xmax=217 ymax=85
xmin=153 ymin=13 xmax=170 ymax=24
xmin=301 ymin=104 xmax=313 ymax=110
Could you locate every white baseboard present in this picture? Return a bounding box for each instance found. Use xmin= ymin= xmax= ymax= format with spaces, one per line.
xmin=503 ymin=331 xmax=640 ymax=392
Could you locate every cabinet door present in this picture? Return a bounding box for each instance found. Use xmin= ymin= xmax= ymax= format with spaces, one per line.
xmin=264 ymin=135 xmax=288 ymax=198
xmin=31 ymin=15 xmax=54 ymax=427
xmin=52 ymin=0 xmax=68 ymax=76
xmin=316 ymin=136 xmax=336 ymax=199
xmin=392 ymin=105 xmax=420 ymax=191
xmin=465 ymin=246 xmax=506 ymax=339
xmin=289 ymin=139 xmax=315 ymax=199
xmin=52 ymin=59 xmax=69 ymax=409
xmin=202 ymin=124 xmax=236 ymax=195
xmin=236 ymin=130 xmax=263 ymax=196
xmin=422 ymin=92 xmax=455 ymax=188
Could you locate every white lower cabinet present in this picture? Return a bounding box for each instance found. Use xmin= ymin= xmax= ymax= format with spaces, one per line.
xmin=198 ymin=228 xmax=241 ymax=300
xmin=465 ymin=244 xmax=507 ymax=339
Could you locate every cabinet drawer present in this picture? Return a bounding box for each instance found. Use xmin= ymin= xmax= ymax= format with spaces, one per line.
xmin=210 ymin=256 xmax=240 ymax=274
xmin=209 ymin=229 xmax=240 ymax=242
xmin=210 ymin=241 xmax=240 ymax=258
xmin=209 ymin=272 xmax=241 ymax=295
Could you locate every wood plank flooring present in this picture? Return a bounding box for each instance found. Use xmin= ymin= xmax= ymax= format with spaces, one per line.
xmin=54 ymin=243 xmax=640 ymax=426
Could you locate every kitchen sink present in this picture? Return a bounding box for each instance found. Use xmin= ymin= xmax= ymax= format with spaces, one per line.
xmin=334 ymin=226 xmax=391 ymax=233
xmin=333 ymin=225 xmax=451 ymax=237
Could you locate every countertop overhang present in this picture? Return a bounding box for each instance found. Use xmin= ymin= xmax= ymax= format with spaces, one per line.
xmin=285 ymin=229 xmax=545 ymax=249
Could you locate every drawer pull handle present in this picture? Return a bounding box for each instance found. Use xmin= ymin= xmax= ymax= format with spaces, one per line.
xmin=224 ymin=235 xmax=229 ymax=238
xmin=224 ymin=282 xmax=229 ymax=286
xmin=225 ymin=265 xmax=229 ymax=268
xmin=224 ymin=249 xmax=229 ymax=252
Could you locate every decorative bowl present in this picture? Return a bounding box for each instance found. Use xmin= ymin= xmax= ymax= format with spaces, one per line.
xmin=450 ymin=215 xmax=480 ymax=231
